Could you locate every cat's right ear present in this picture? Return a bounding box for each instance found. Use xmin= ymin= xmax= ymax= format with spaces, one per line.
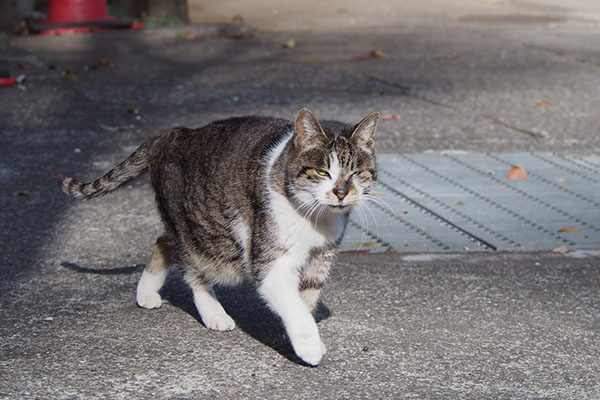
xmin=294 ymin=108 xmax=327 ymax=151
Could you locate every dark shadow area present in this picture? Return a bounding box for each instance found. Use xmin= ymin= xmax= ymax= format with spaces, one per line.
xmin=59 ymin=260 xmax=330 ymax=365
xmin=61 ymin=261 xmax=144 ymax=275
xmin=159 ymin=268 xmax=331 ymax=366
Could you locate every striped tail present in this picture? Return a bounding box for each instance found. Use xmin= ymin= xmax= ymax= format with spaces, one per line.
xmin=55 ymin=136 xmax=160 ymax=200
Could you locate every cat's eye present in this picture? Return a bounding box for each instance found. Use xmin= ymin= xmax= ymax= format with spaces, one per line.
xmin=316 ymin=169 xmax=330 ymax=178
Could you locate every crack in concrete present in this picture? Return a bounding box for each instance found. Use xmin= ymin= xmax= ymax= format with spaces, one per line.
xmin=368 ymin=76 xmax=548 ymax=139
xmin=523 ymin=43 xmax=600 ymax=69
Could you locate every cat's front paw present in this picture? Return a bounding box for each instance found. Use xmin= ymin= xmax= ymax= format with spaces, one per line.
xmin=291 ymin=333 xmax=327 ymax=366
xmin=202 ymin=312 xmax=236 ymax=331
xmin=137 ymin=292 xmax=162 ymax=309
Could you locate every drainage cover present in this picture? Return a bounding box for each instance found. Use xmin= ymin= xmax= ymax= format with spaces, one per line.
xmin=340 ymin=152 xmax=600 ymax=253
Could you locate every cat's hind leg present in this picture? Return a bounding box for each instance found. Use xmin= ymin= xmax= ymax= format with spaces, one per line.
xmin=184 ymin=271 xmax=236 ymax=331
xmin=136 ymin=239 xmax=171 ymax=309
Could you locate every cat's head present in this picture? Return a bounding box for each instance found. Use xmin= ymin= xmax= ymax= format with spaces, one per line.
xmin=288 ymin=108 xmax=379 ymax=213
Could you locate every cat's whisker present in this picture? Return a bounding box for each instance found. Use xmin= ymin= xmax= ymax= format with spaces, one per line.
xmin=296 ymin=198 xmax=317 ymax=214
xmin=353 ymin=202 xmax=369 ymax=251
xmin=365 ymin=194 xmax=396 ymax=217
xmin=315 ymin=203 xmax=327 ymax=226
xmin=305 ymin=200 xmax=322 ymax=221
xmin=360 ymin=201 xmax=380 ymax=239
xmin=298 ymin=198 xmax=318 ymax=219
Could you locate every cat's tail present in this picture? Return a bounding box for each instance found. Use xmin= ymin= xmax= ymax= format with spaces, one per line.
xmin=54 ymin=136 xmax=160 ymax=200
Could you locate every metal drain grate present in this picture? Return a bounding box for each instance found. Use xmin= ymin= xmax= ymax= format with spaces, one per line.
xmin=340 ymin=153 xmax=600 ymax=253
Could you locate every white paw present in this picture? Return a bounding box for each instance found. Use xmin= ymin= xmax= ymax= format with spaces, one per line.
xmin=137 ymin=292 xmax=162 ymax=309
xmin=202 ymin=312 xmax=236 ymax=331
xmin=291 ymin=333 xmax=327 ymax=366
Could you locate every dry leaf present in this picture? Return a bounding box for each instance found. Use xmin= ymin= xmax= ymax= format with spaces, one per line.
xmin=551 ymin=245 xmax=568 ymax=254
xmin=507 ymin=165 xmax=527 ymax=180
xmin=101 ymin=59 xmax=115 ymax=67
xmin=558 ymin=227 xmax=582 ymax=233
xmin=356 ymin=49 xmax=385 ymax=60
xmin=556 ymin=178 xmax=568 ymax=183
xmin=282 ymin=38 xmax=295 ymax=48
xmin=371 ymin=49 xmax=385 ymax=58
xmin=352 ymin=242 xmax=380 ymax=248
xmin=456 ymin=202 xmax=465 ymax=206
xmin=380 ymin=113 xmax=401 ymax=120
xmin=537 ymin=100 xmax=550 ymax=107
xmin=182 ymin=32 xmax=198 ymax=40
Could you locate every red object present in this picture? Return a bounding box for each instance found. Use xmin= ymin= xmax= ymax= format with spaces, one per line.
xmin=29 ymin=0 xmax=140 ymax=35
xmin=46 ymin=0 xmax=112 ymax=23
xmin=0 ymin=77 xmax=15 ymax=87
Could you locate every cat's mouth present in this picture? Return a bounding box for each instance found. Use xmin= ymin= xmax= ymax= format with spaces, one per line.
xmin=330 ymin=203 xmax=349 ymax=209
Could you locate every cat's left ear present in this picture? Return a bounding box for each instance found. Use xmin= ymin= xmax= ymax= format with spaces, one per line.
xmin=351 ymin=111 xmax=380 ymax=150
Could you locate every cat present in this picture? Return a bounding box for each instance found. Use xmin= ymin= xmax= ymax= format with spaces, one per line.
xmin=56 ymin=108 xmax=379 ymax=366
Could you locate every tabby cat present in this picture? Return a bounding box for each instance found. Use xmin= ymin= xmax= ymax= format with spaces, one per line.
xmin=57 ymin=108 xmax=379 ymax=366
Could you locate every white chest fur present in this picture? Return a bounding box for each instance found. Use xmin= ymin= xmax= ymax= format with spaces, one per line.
xmin=268 ymin=190 xmax=345 ymax=252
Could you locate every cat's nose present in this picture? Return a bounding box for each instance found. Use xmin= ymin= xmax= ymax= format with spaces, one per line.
xmin=333 ymin=187 xmax=348 ymax=200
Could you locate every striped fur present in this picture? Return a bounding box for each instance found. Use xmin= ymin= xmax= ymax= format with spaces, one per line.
xmin=55 ymin=136 xmax=160 ymax=200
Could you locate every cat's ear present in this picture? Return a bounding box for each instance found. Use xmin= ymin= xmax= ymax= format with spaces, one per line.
xmin=351 ymin=111 xmax=380 ymax=150
xmin=294 ymin=108 xmax=327 ymax=151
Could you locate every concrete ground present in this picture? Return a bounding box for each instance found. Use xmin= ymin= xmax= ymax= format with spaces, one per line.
xmin=1 ymin=0 xmax=599 ymax=398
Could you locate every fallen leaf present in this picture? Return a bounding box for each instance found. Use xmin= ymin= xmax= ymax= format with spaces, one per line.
xmin=488 ymin=170 xmax=496 ymax=176
xmin=372 ymin=49 xmax=385 ymax=58
xmin=381 ymin=113 xmax=401 ymax=120
xmin=558 ymin=227 xmax=582 ymax=233
xmin=355 ymin=49 xmax=385 ymax=60
xmin=352 ymin=242 xmax=380 ymax=248
xmin=551 ymin=245 xmax=568 ymax=254
xmin=282 ymin=38 xmax=295 ymax=49
xmin=337 ymin=7 xmax=349 ymax=13
xmin=60 ymin=69 xmax=77 ymax=80
xmin=101 ymin=58 xmax=115 ymax=67
xmin=232 ymin=14 xmax=245 ymax=24
xmin=182 ymin=32 xmax=198 ymax=40
xmin=537 ymin=100 xmax=550 ymax=107
xmin=100 ymin=124 xmax=119 ymax=132
xmin=341 ymin=249 xmax=371 ymax=254
xmin=556 ymin=178 xmax=568 ymax=183
xmin=456 ymin=202 xmax=465 ymax=206
xmin=507 ymin=165 xmax=527 ymax=180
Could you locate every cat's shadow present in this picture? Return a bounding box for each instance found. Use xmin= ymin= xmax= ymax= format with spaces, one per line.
xmin=61 ymin=262 xmax=331 ymax=366
xmin=160 ymin=269 xmax=331 ymax=366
